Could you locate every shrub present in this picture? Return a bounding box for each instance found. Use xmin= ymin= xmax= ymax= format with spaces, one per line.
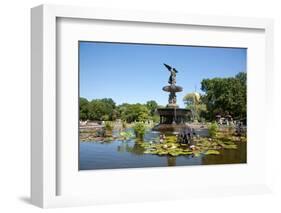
xmin=104 ymin=121 xmax=114 ymax=131
xmin=151 ymin=115 xmax=160 ymax=123
xmin=122 ymin=120 xmax=127 ymax=129
xmin=208 ymin=122 xmax=219 ymax=138
xmin=133 ymin=122 xmax=147 ymax=140
xmin=120 ymin=131 xmax=134 ymax=140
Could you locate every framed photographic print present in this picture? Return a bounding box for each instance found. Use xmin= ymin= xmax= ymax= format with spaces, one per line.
xmin=31 ymin=4 xmax=274 ymax=208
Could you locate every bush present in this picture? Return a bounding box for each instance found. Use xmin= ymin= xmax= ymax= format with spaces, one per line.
xmin=104 ymin=121 xmax=114 ymax=131
xmin=151 ymin=115 xmax=160 ymax=123
xmin=208 ymin=122 xmax=219 ymax=138
xmin=122 ymin=120 xmax=127 ymax=129
xmin=120 ymin=131 xmax=134 ymax=140
xmin=133 ymin=122 xmax=147 ymax=140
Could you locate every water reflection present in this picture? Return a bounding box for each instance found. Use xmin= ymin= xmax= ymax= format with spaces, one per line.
xmin=201 ymin=142 xmax=246 ymax=165
xmin=79 ymin=130 xmax=246 ymax=170
xmin=117 ymin=141 xmax=145 ymax=155
xmin=167 ymin=156 xmax=176 ymax=166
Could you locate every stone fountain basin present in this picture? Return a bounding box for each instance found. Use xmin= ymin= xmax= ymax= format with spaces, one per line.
xmin=157 ymin=108 xmax=190 ymax=115
xmin=162 ymin=85 xmax=183 ymax=92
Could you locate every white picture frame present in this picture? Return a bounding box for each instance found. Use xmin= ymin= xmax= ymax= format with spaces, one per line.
xmin=31 ymin=4 xmax=274 ymax=208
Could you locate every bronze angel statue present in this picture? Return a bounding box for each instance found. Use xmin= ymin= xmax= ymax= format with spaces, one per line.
xmin=164 ymin=63 xmax=178 ymax=85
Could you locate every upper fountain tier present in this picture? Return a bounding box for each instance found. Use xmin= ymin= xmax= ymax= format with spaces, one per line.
xmin=162 ymin=85 xmax=183 ymax=93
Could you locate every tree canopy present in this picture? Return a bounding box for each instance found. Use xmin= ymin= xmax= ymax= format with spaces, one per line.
xmin=118 ymin=103 xmax=150 ymax=123
xmin=146 ymin=100 xmax=158 ymax=116
xmin=79 ymin=98 xmax=159 ymax=123
xmin=183 ymin=92 xmax=206 ymax=121
xmin=200 ymin=72 xmax=246 ymax=120
xmin=80 ymin=98 xmax=117 ymax=121
xmin=79 ymin=97 xmax=89 ymax=121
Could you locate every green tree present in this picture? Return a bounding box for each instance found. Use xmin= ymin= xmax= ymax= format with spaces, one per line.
xmin=119 ymin=103 xmax=150 ymax=123
xmin=146 ymin=100 xmax=158 ymax=116
xmin=183 ymin=92 xmax=206 ymax=121
xmin=117 ymin=103 xmax=130 ymax=121
xmin=87 ymin=98 xmax=116 ymax=121
xmin=201 ymin=72 xmax=246 ymax=120
xmin=79 ymin=97 xmax=89 ymax=120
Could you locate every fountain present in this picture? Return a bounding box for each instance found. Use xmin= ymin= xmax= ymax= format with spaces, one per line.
xmin=153 ymin=64 xmax=191 ymax=132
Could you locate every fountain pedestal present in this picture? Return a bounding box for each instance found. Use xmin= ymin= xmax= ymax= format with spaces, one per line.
xmin=153 ymin=64 xmax=191 ymax=132
xmin=154 ymin=107 xmax=190 ymax=132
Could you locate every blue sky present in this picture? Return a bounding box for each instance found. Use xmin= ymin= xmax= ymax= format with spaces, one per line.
xmin=79 ymin=41 xmax=246 ymax=107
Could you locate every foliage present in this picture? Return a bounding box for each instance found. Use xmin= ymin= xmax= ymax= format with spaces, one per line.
xmin=205 ymin=150 xmax=220 ymax=155
xmin=118 ymin=103 xmax=150 ymax=123
xmin=132 ymin=122 xmax=147 ymax=139
xmin=79 ymin=97 xmax=90 ymax=121
xmin=119 ymin=131 xmax=134 ymax=140
xmin=104 ymin=121 xmax=114 ymax=131
xmin=141 ymin=131 xmax=240 ymax=157
xmin=79 ymin=97 xmax=159 ymax=123
xmin=121 ymin=120 xmax=127 ymax=129
xmin=183 ymin=92 xmax=207 ymax=121
xmin=87 ymin=98 xmax=117 ymax=121
xmin=201 ymin=72 xmax=246 ymax=120
xmin=183 ymin=92 xmax=200 ymax=106
xmin=80 ymin=97 xmax=159 ymax=123
xmin=146 ymin=100 xmax=158 ymax=116
xmin=208 ymin=122 xmax=219 ymax=138
xmin=151 ymin=115 xmax=160 ymax=123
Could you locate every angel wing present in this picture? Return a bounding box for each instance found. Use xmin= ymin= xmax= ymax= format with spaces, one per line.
xmin=163 ymin=63 xmax=178 ymax=73
xmin=163 ymin=63 xmax=172 ymax=71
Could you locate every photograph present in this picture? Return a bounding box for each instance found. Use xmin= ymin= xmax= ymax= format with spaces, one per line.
xmin=79 ymin=41 xmax=247 ymax=170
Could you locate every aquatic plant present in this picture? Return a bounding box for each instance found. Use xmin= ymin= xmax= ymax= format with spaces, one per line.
xmin=133 ymin=122 xmax=147 ymax=140
xmin=208 ymin=122 xmax=219 ymax=138
xmin=122 ymin=121 xmax=127 ymax=129
xmin=141 ymin=131 xmax=240 ymax=157
xmin=104 ymin=121 xmax=114 ymax=136
xmin=104 ymin=121 xmax=114 ymax=131
xmin=205 ymin=150 xmax=220 ymax=155
xmin=120 ymin=131 xmax=134 ymax=141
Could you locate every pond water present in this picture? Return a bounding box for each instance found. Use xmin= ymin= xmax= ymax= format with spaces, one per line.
xmin=79 ymin=130 xmax=246 ymax=170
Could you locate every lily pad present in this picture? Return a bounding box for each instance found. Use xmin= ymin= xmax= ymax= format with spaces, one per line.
xmin=205 ymin=150 xmax=220 ymax=155
xmin=144 ymin=150 xmax=158 ymax=154
xmin=181 ymin=150 xmax=193 ymax=155
xmin=168 ymin=150 xmax=182 ymax=156
xmin=169 ymin=152 xmax=180 ymax=157
xmin=157 ymin=150 xmax=169 ymax=155
xmin=223 ymin=141 xmax=235 ymax=145
xmin=222 ymin=144 xmax=237 ymax=149
xmin=192 ymin=151 xmax=201 ymax=157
